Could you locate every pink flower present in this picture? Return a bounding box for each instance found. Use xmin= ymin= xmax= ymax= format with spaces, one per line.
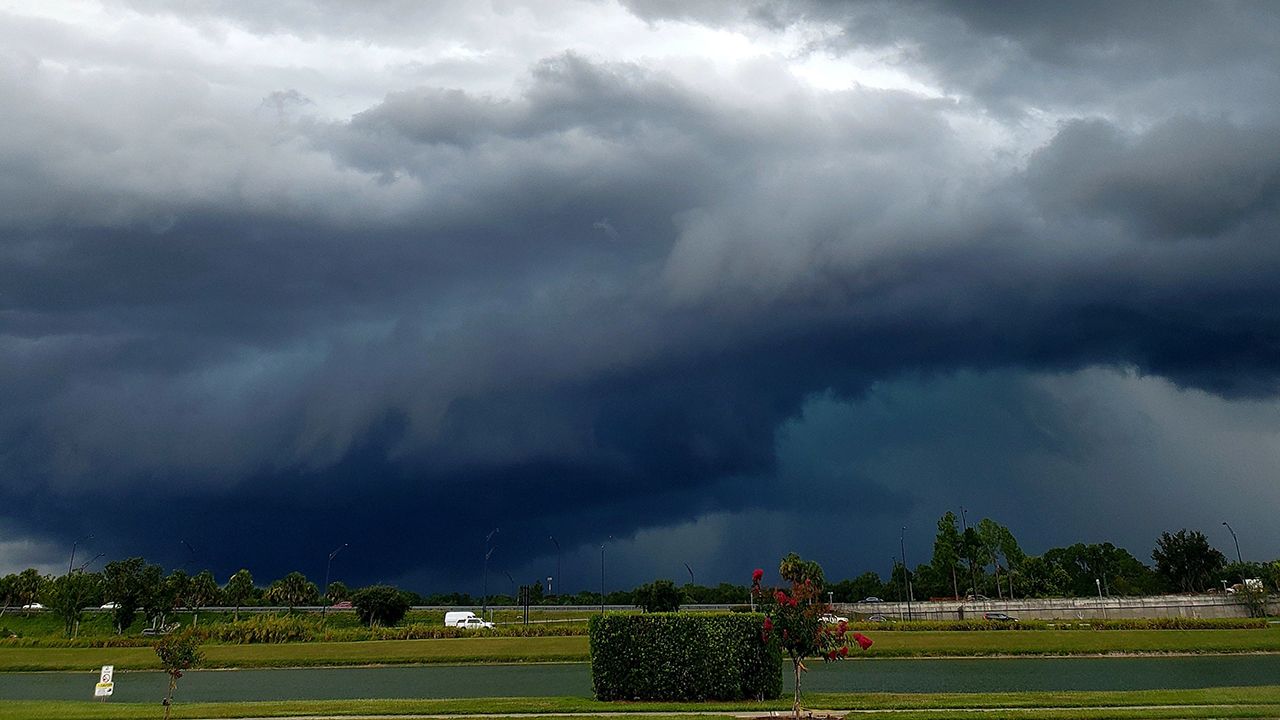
xmin=775 ymin=590 xmax=789 ymax=605
xmin=852 ymin=633 xmax=873 ymax=650
xmin=752 ymin=568 xmax=764 ymax=582
xmin=763 ymin=617 xmax=773 ymax=632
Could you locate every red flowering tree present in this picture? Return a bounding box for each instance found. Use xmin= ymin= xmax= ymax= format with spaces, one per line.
xmin=753 ymin=554 xmax=872 ymax=717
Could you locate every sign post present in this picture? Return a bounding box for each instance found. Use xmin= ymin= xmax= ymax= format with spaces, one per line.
xmin=94 ymin=664 xmax=114 ymax=699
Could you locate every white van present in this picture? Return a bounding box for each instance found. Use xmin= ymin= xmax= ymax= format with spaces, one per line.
xmin=444 ymin=611 xmax=494 ymax=629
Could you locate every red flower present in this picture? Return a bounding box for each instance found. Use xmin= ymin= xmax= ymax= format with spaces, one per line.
xmin=839 ymin=646 xmax=849 ymax=656
xmin=763 ymin=617 xmax=773 ymax=632
xmin=775 ymin=590 xmax=789 ymax=605
xmin=852 ymin=633 xmax=873 ymax=650
xmin=752 ymin=568 xmax=764 ymax=582
xmin=826 ymin=650 xmax=836 ymax=661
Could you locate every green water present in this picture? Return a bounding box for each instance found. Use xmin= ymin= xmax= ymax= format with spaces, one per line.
xmin=4 ymin=655 xmax=1279 ymax=702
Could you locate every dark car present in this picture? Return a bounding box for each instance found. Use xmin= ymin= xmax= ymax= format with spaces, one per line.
xmin=866 ymin=614 xmax=891 ymax=622
xmin=983 ymin=612 xmax=1018 ymax=622
xmin=862 ymin=596 xmax=883 ymax=602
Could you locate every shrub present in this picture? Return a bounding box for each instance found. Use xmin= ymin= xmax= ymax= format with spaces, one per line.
xmin=589 ymin=612 xmax=781 ymax=701
xmin=352 ymin=585 xmax=411 ymax=627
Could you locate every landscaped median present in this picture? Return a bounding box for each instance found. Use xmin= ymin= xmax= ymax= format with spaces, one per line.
xmin=5 ymin=687 xmax=1280 ymax=720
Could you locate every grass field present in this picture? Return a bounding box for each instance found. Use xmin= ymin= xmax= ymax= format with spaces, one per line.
xmin=5 ymin=687 xmax=1280 ymax=720
xmin=2 ymin=627 xmax=1279 ymax=671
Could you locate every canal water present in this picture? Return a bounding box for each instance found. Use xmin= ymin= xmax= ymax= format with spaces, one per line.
xmin=4 ymin=655 xmax=1279 ymax=702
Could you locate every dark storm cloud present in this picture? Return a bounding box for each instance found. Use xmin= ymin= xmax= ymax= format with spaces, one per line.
xmin=5 ymin=2 xmax=1280 ymax=585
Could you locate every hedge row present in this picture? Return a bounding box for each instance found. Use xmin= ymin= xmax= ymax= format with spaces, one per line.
xmin=589 ymin=613 xmax=781 ymax=701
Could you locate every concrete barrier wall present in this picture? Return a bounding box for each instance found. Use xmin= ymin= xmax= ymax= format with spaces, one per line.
xmin=835 ymin=594 xmax=1280 ymax=620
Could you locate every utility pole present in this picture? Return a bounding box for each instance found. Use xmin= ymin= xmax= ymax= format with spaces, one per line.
xmin=483 ymin=528 xmax=499 ymax=621
xmin=1222 ymin=522 xmax=1243 ymax=565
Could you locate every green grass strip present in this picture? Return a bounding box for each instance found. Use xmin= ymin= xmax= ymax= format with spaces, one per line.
xmin=3 ymin=687 xmax=1280 ymax=719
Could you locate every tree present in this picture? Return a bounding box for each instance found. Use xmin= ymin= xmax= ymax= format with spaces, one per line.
xmin=1153 ymin=530 xmax=1227 ymax=593
xmin=146 ymin=569 xmax=189 ymax=630
xmin=325 ymin=580 xmax=350 ymax=605
xmin=1014 ymin=556 xmax=1071 ymax=597
xmin=634 ymin=579 xmax=682 ymax=612
xmin=931 ymin=512 xmax=963 ymax=600
xmin=45 ymin=571 xmax=101 ymax=637
xmin=752 ymin=557 xmax=872 ymax=718
xmin=351 ymin=585 xmax=411 ymax=627
xmin=224 ymin=569 xmax=254 ymax=621
xmin=12 ymin=568 xmax=47 ymax=614
xmin=266 ymin=571 xmax=319 ymax=610
xmin=187 ymin=571 xmax=220 ymax=626
xmin=1043 ymin=543 xmax=1160 ymax=596
xmin=155 ymin=629 xmax=203 ymax=720
xmin=103 ymin=558 xmax=161 ymax=634
xmin=0 ymin=574 xmax=13 ymax=617
xmin=829 ymin=572 xmax=885 ymax=603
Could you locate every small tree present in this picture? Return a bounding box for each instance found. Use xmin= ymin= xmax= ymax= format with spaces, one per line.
xmin=351 ymin=585 xmax=411 ymax=627
xmin=634 ymin=579 xmax=682 ymax=612
xmin=13 ymin=569 xmax=47 ymax=615
xmin=224 ymin=569 xmax=254 ymax=621
xmin=753 ymin=556 xmax=872 ymax=718
xmin=155 ymin=629 xmax=203 ymax=720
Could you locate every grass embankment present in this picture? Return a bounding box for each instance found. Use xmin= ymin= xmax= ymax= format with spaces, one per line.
xmin=0 ymin=635 xmax=588 ymax=671
xmin=3 ymin=627 xmax=1279 ymax=671
xmin=6 ymin=687 xmax=1280 ymax=720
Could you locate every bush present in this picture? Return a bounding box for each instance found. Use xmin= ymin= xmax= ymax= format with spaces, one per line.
xmin=589 ymin=613 xmax=781 ymax=701
xmin=352 ymin=585 xmax=411 ymax=627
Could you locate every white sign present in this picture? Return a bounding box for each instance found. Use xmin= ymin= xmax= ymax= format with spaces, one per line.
xmin=95 ymin=665 xmax=114 ymax=698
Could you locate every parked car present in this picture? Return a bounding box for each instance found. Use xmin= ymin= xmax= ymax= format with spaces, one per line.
xmin=866 ymin=614 xmax=891 ymax=622
xmin=862 ymin=596 xmax=883 ymax=602
xmin=457 ymin=616 xmax=495 ymax=630
xmin=329 ymin=601 xmax=353 ymax=609
xmin=965 ymin=594 xmax=991 ymax=601
xmin=983 ymin=612 xmax=1018 ymax=622
xmin=100 ymin=601 xmax=120 ymax=609
xmin=819 ymin=613 xmax=849 ymax=624
xmin=21 ymin=603 xmax=44 ymax=610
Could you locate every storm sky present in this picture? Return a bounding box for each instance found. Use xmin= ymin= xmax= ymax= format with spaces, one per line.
xmin=3 ymin=0 xmax=1280 ymax=593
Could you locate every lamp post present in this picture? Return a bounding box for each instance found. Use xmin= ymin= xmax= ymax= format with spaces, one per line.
xmin=322 ymin=543 xmax=348 ymax=617
xmin=1222 ymin=522 xmax=1243 ymax=565
xmin=892 ymin=556 xmax=904 ymax=620
xmin=901 ymin=525 xmax=914 ymax=621
xmin=483 ymin=528 xmax=499 ymax=620
xmin=1096 ymin=578 xmax=1106 ymax=619
xmin=684 ymin=562 xmax=694 ymax=587
xmin=68 ymin=534 xmax=93 ymax=575
xmin=180 ymin=539 xmax=197 ymax=569
xmin=960 ymin=506 xmax=978 ymax=601
xmin=549 ymin=536 xmax=561 ymax=597
xmin=599 ymin=536 xmax=613 ymax=615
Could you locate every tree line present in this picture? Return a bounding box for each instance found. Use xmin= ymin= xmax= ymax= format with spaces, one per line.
xmin=3 ymin=517 xmax=1276 ymax=637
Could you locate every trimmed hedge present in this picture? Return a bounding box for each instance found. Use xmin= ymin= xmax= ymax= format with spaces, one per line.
xmin=589 ymin=612 xmax=781 ymax=701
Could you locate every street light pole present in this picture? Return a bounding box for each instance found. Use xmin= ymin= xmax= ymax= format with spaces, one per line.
xmin=322 ymin=543 xmax=348 ymax=617
xmin=549 ymin=536 xmax=561 ymax=597
xmin=1222 ymin=522 xmax=1243 ymax=565
xmin=483 ymin=528 xmax=499 ymax=620
xmin=68 ymin=534 xmax=93 ymax=575
xmin=1096 ymin=578 xmax=1106 ymax=619
xmin=901 ymin=525 xmax=914 ymax=621
xmin=684 ymin=562 xmax=694 ymax=587
xmin=600 ymin=541 xmax=607 ymax=615
xmin=960 ymin=506 xmax=978 ymax=600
